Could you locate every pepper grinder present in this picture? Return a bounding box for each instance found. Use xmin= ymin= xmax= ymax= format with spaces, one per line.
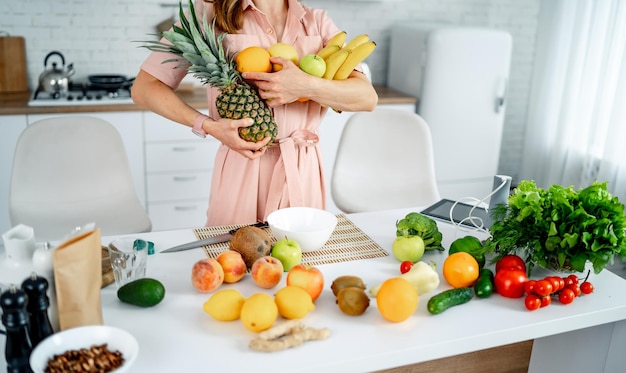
xmin=0 ymin=285 xmax=34 ymax=373
xmin=21 ymin=273 xmax=54 ymax=347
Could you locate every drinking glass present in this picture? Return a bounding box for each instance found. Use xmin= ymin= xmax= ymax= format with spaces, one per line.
xmin=107 ymin=238 xmax=148 ymax=288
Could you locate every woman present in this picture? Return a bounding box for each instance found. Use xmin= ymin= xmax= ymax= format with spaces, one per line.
xmin=132 ymin=0 xmax=378 ymax=226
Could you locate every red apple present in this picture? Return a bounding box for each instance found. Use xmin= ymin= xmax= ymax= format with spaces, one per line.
xmin=286 ymin=264 xmax=324 ymax=302
xmin=216 ymin=250 xmax=247 ymax=283
xmin=251 ymin=256 xmax=283 ymax=289
xmin=191 ymin=258 xmax=224 ymax=293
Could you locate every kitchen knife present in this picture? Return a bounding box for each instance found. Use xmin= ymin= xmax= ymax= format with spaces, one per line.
xmin=160 ymin=221 xmax=268 ymax=253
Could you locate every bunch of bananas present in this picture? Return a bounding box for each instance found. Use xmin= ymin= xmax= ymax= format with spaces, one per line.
xmin=316 ymin=32 xmax=376 ymax=80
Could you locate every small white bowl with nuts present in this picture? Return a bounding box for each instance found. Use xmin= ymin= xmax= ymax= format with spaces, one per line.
xmin=30 ymin=325 xmax=138 ymax=373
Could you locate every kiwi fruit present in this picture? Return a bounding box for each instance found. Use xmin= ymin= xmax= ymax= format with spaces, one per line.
xmin=229 ymin=226 xmax=272 ymax=269
xmin=336 ymin=287 xmax=370 ymax=316
xmin=331 ymin=275 xmax=366 ymax=297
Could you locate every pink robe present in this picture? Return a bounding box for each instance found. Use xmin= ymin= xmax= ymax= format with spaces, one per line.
xmin=140 ymin=0 xmax=341 ymax=226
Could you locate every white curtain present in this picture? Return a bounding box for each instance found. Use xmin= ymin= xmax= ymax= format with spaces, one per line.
xmin=520 ymin=0 xmax=626 ymax=202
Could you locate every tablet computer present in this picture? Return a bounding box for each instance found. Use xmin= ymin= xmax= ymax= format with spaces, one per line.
xmin=420 ymin=199 xmax=490 ymax=228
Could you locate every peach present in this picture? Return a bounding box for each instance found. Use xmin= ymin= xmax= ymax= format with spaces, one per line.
xmin=191 ymin=258 xmax=224 ymax=293
xmin=216 ymin=250 xmax=247 ymax=283
xmin=250 ymin=256 xmax=283 ymax=289
xmin=286 ymin=264 xmax=324 ymax=302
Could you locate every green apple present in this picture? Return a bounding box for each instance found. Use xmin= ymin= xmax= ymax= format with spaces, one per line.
xmin=392 ymin=236 xmax=425 ymax=263
xmin=271 ymin=238 xmax=302 ymax=271
xmin=299 ymin=54 xmax=326 ymax=78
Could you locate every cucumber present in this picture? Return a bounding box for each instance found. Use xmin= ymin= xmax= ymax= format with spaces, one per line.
xmin=117 ymin=278 xmax=165 ymax=307
xmin=474 ymin=268 xmax=495 ymax=298
xmin=427 ymin=287 xmax=473 ymax=315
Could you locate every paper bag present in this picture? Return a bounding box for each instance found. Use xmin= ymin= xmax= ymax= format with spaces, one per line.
xmin=52 ymin=228 xmax=103 ymax=330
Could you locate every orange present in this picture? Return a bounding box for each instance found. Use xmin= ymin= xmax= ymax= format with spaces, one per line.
xmin=443 ymin=252 xmax=480 ymax=288
xmin=375 ymin=277 xmax=418 ymax=322
xmin=236 ymin=46 xmax=272 ymax=73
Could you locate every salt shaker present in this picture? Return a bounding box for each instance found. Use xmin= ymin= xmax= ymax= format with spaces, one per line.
xmin=0 ymin=285 xmax=34 ymax=373
xmin=21 ymin=273 xmax=54 ymax=347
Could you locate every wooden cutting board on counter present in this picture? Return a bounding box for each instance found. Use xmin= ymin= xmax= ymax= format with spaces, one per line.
xmin=0 ymin=35 xmax=29 ymax=93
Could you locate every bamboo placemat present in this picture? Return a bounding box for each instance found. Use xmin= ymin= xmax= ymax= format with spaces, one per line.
xmin=193 ymin=214 xmax=388 ymax=266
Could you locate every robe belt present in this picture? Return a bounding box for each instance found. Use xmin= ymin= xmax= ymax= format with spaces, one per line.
xmin=264 ymin=129 xmax=320 ymax=216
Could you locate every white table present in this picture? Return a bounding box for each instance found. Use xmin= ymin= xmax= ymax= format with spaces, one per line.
xmin=2 ymin=207 xmax=626 ymax=372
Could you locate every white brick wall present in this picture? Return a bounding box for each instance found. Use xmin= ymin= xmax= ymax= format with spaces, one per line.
xmin=0 ymin=0 xmax=540 ymax=181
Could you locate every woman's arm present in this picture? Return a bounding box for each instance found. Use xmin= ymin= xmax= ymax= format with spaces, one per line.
xmin=131 ymin=70 xmax=271 ymax=159
xmin=242 ymin=57 xmax=378 ymax=112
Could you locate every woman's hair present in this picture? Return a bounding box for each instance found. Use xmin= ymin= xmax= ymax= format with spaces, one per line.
xmin=204 ymin=0 xmax=244 ymax=33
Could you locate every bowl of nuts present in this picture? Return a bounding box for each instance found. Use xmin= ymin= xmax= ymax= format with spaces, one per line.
xmin=30 ymin=325 xmax=138 ymax=373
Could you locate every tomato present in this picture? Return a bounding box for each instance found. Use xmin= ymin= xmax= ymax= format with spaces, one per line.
xmin=524 ymin=280 xmax=536 ymax=295
xmin=564 ymin=276 xmax=575 ymax=287
xmin=524 ymin=294 xmax=541 ymax=311
xmin=540 ymin=295 xmax=552 ymax=307
xmin=496 ymin=255 xmax=526 ymax=273
xmin=533 ymin=279 xmax=553 ymax=297
xmin=580 ymin=281 xmax=594 ymax=294
xmin=568 ymin=284 xmax=582 ymax=297
xmin=567 ymin=274 xmax=579 ymax=284
xmin=400 ymin=261 xmax=413 ymax=274
xmin=558 ymin=288 xmax=575 ymax=304
xmin=443 ymin=252 xmax=480 ymax=288
xmin=546 ymin=276 xmax=563 ymax=292
xmin=494 ymin=268 xmax=528 ymax=298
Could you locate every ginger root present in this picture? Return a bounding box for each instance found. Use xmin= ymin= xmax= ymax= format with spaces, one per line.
xmin=249 ymin=321 xmax=331 ymax=352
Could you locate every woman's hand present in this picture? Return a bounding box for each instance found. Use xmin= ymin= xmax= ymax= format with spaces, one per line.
xmin=208 ymin=117 xmax=272 ymax=159
xmin=242 ymin=57 xmax=311 ymax=107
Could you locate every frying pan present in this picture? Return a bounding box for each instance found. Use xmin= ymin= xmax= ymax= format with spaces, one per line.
xmin=87 ymin=74 xmax=135 ymax=90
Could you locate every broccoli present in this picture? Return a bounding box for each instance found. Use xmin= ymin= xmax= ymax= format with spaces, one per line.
xmin=396 ymin=212 xmax=445 ymax=251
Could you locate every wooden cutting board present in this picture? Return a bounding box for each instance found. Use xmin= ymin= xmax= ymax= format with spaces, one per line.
xmin=0 ymin=36 xmax=29 ymax=93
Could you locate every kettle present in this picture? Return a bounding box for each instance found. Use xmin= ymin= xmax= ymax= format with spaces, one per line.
xmin=37 ymin=51 xmax=75 ymax=94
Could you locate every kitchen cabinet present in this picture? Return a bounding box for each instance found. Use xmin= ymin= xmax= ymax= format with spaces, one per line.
xmin=0 ymin=115 xmax=28 ymax=238
xmin=143 ymin=112 xmax=218 ymax=231
xmin=26 ymin=112 xmax=146 ymax=209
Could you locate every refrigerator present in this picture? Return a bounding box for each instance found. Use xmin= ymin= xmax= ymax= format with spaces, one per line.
xmin=387 ymin=25 xmax=512 ymax=203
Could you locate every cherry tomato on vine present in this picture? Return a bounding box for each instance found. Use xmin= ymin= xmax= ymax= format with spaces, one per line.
xmin=496 ymin=255 xmax=526 ymax=273
xmin=524 ymin=280 xmax=536 ymax=295
xmin=494 ymin=268 xmax=528 ymax=298
xmin=567 ymin=274 xmax=579 ymax=284
xmin=533 ymin=279 xmax=554 ymax=297
xmin=540 ymin=295 xmax=552 ymax=307
xmin=580 ymin=281 xmax=594 ymax=294
xmin=564 ymin=276 xmax=575 ymax=287
xmin=568 ymin=284 xmax=582 ymax=297
xmin=525 ymin=294 xmax=541 ymax=311
xmin=400 ymin=261 xmax=413 ymax=274
xmin=558 ymin=288 xmax=575 ymax=304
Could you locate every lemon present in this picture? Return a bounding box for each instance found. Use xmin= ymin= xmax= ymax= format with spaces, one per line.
xmin=240 ymin=293 xmax=278 ymax=332
xmin=203 ymin=289 xmax=246 ymax=321
xmin=274 ymin=286 xmax=315 ymax=319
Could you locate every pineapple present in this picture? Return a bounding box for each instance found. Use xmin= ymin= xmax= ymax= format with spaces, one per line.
xmin=141 ymin=0 xmax=277 ymax=142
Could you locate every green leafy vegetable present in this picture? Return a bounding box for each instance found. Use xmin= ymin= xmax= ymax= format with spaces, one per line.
xmin=485 ymin=180 xmax=626 ymax=274
xmin=396 ymin=212 xmax=444 ymax=251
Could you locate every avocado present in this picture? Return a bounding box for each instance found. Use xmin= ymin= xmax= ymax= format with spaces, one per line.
xmin=117 ymin=278 xmax=165 ymax=307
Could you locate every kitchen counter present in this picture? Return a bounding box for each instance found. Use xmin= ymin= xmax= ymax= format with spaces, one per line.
xmin=0 ymin=85 xmax=416 ymax=115
xmin=2 ymin=207 xmax=624 ymax=372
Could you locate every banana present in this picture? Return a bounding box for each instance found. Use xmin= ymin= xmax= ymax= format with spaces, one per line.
xmin=333 ymin=41 xmax=376 ymax=80
xmin=322 ymin=49 xmax=350 ymax=79
xmin=326 ymin=31 xmax=348 ymax=48
xmin=316 ymin=44 xmax=341 ymax=60
xmin=343 ymin=34 xmax=369 ymax=52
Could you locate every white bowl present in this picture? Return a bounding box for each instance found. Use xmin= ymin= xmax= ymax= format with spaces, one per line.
xmin=267 ymin=207 xmax=337 ymax=252
xmin=30 ymin=325 xmax=139 ymax=373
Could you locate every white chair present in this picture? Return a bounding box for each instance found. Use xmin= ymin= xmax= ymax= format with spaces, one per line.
xmin=9 ymin=116 xmax=152 ymax=241
xmin=331 ymin=109 xmax=441 ymax=213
